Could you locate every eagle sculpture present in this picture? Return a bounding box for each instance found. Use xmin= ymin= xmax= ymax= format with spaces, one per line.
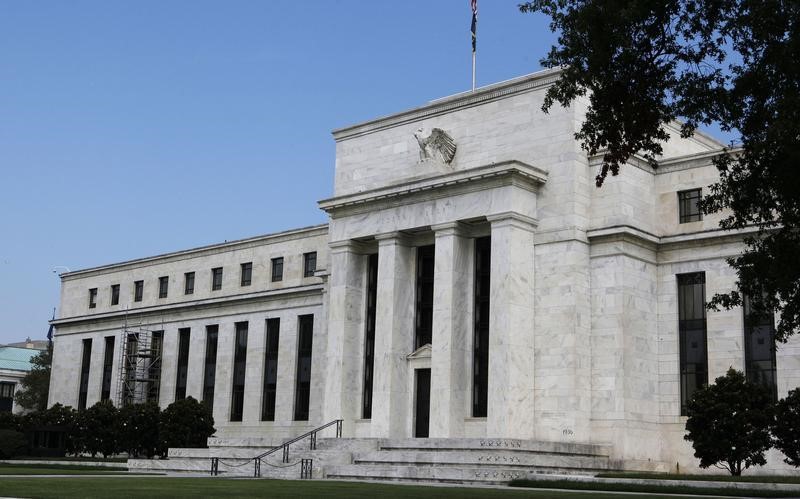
xmin=414 ymin=127 xmax=457 ymax=164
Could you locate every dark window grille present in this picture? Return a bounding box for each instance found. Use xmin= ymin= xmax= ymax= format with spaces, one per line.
xmin=271 ymin=257 xmax=284 ymax=282
xmin=230 ymin=322 xmax=248 ymax=421
xmin=362 ymin=253 xmax=378 ymax=419
xmin=0 ymin=382 xmax=14 ymax=413
xmin=744 ymin=294 xmax=778 ymax=402
xmin=678 ymin=272 xmax=708 ymax=415
xmin=415 ymin=245 xmax=435 ymax=350
xmin=148 ymin=331 xmax=163 ymax=404
xmin=100 ymin=336 xmax=115 ymax=401
xmin=678 ymin=189 xmax=703 ymax=223
xmin=158 ymin=276 xmax=169 ymax=298
xmin=303 ymin=252 xmax=317 ymax=278
xmin=202 ymin=325 xmax=219 ymax=413
xmin=134 ymin=281 xmax=144 ymax=302
xmin=184 ymin=272 xmax=195 ymax=295
xmin=212 ymin=268 xmax=223 ymax=291
xmin=473 ymin=237 xmax=491 ymax=417
xmin=78 ymin=338 xmax=92 ymax=410
xmin=88 ymin=288 xmax=97 ymax=309
xmin=123 ymin=333 xmax=138 ymax=406
xmin=261 ymin=318 xmax=280 ymax=421
xmin=110 ymin=284 xmax=120 ymax=306
xmin=240 ymin=262 xmax=252 ymax=287
xmin=175 ymin=328 xmax=190 ymax=400
xmin=294 ymin=315 xmax=314 ymax=421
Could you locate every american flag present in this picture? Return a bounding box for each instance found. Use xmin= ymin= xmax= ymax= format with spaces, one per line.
xmin=471 ymin=0 xmax=477 ymax=52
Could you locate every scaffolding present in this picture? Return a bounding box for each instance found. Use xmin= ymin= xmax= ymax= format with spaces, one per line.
xmin=116 ymin=316 xmax=163 ymax=407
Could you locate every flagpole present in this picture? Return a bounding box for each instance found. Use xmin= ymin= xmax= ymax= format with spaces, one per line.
xmin=472 ymin=50 xmax=476 ymax=92
xmin=470 ymin=0 xmax=477 ymax=92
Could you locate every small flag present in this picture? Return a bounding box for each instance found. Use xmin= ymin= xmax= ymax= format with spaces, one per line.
xmin=47 ymin=309 xmax=54 ymax=345
xmin=471 ymin=0 xmax=478 ymax=52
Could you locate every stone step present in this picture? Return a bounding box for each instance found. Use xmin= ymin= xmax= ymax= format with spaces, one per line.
xmin=324 ymin=464 xmax=593 ymax=484
xmin=372 ymin=438 xmax=611 ymax=457
xmin=351 ymin=449 xmax=616 ymax=471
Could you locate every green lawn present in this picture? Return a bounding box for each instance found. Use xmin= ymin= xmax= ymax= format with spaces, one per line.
xmin=0 ymin=463 xmax=135 ymax=475
xmin=596 ymin=472 xmax=800 ymax=484
xmin=510 ymin=478 xmax=797 ymax=498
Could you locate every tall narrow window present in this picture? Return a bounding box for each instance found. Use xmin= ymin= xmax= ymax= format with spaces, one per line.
xmin=294 ymin=315 xmax=314 ymax=421
xmin=415 ymin=245 xmax=435 ymax=349
xmin=134 ymin=280 xmax=144 ymax=302
xmin=78 ymin=338 xmax=92 ymax=410
xmin=158 ymin=276 xmax=169 ymax=298
xmin=678 ymin=189 xmax=703 ymax=223
xmin=202 ymin=325 xmax=219 ymax=413
xmin=303 ymin=252 xmax=317 ymax=278
xmin=184 ymin=272 xmax=195 ymax=295
xmin=147 ymin=331 xmax=163 ymax=403
xmin=88 ymin=288 xmax=97 ymax=309
xmin=123 ymin=333 xmax=139 ymax=406
xmin=110 ymin=284 xmax=120 ymax=306
xmin=0 ymin=382 xmax=14 ymax=413
xmin=240 ymin=262 xmax=252 ymax=286
xmin=678 ymin=272 xmax=708 ymax=415
xmin=100 ymin=336 xmax=115 ymax=401
xmin=271 ymin=257 xmax=284 ymax=282
xmin=744 ymin=294 xmax=778 ymax=401
xmin=473 ymin=237 xmax=491 ymax=417
xmin=230 ymin=322 xmax=248 ymax=421
xmin=212 ymin=267 xmax=223 ymax=291
xmin=362 ymin=253 xmax=378 ymax=419
xmin=175 ymin=328 xmax=190 ymax=400
xmin=261 ymin=318 xmax=280 ymax=421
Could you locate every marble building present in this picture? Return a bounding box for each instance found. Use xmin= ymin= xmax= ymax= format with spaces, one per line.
xmin=49 ymin=69 xmax=799 ymax=472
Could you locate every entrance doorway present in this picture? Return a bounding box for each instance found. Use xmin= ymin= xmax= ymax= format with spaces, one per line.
xmin=414 ymin=368 xmax=431 ymax=438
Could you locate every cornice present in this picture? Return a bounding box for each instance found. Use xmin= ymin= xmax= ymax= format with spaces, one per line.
xmin=587 ymin=224 xmax=759 ymax=249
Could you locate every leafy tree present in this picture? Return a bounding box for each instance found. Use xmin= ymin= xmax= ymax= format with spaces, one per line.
xmin=14 ymin=345 xmax=52 ymax=411
xmin=77 ymin=400 xmax=119 ymax=458
xmin=0 ymin=411 xmax=22 ymax=432
xmin=159 ymin=397 xmax=215 ymax=451
xmin=684 ymin=368 xmax=773 ymax=475
xmin=772 ymin=388 xmax=800 ymax=467
xmin=28 ymin=403 xmax=80 ymax=456
xmin=0 ymin=429 xmax=27 ymax=458
xmin=117 ymin=402 xmax=161 ymax=458
xmin=520 ymin=0 xmax=800 ymax=341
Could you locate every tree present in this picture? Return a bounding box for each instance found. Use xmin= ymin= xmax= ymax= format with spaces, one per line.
xmin=684 ymin=368 xmax=773 ymax=475
xmin=117 ymin=402 xmax=161 ymax=458
xmin=14 ymin=345 xmax=52 ymax=411
xmin=772 ymin=388 xmax=800 ymax=467
xmin=159 ymin=397 xmax=215 ymax=451
xmin=520 ymin=0 xmax=800 ymax=341
xmin=77 ymin=400 xmax=119 ymax=458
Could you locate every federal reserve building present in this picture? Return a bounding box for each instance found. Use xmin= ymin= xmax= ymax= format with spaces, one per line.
xmin=47 ymin=69 xmax=800 ymax=479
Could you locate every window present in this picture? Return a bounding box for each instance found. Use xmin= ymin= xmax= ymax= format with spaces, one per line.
xmin=100 ymin=336 xmax=115 ymax=401
xmin=184 ymin=272 xmax=195 ymax=295
xmin=230 ymin=321 xmax=248 ymax=422
xmin=294 ymin=315 xmax=314 ymax=421
xmin=78 ymin=338 xmax=92 ymax=410
xmin=261 ymin=318 xmax=280 ymax=421
xmin=678 ymin=188 xmax=703 ymax=223
xmin=271 ymin=257 xmax=284 ymax=282
xmin=175 ymin=328 xmax=191 ymax=401
xmin=122 ymin=333 xmax=138 ymax=406
xmin=211 ymin=267 xmax=223 ymax=291
xmin=0 ymin=382 xmax=15 ymax=413
xmin=473 ymin=237 xmax=491 ymax=418
xmin=240 ymin=262 xmax=252 ymax=287
xmin=147 ymin=331 xmax=163 ymax=404
xmin=744 ymin=294 xmax=778 ymax=401
xmin=203 ymin=325 xmax=219 ymax=413
xmin=158 ymin=276 xmax=169 ymax=299
xmin=415 ymin=245 xmax=435 ymax=350
xmin=134 ymin=280 xmax=144 ymax=302
xmin=303 ymin=252 xmax=317 ymax=278
xmin=362 ymin=254 xmax=378 ymax=419
xmin=88 ymin=288 xmax=98 ymax=309
xmin=110 ymin=284 xmax=120 ymax=306
xmin=678 ymin=272 xmax=708 ymax=415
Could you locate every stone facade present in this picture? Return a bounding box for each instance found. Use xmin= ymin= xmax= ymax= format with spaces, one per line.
xmin=49 ymin=69 xmax=799 ymax=473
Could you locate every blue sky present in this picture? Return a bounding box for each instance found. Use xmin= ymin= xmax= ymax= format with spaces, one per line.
xmin=0 ymin=1 xmax=731 ymax=344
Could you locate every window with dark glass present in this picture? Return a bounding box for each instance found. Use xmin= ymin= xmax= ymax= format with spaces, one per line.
xmin=78 ymin=338 xmax=92 ymax=410
xmin=271 ymin=257 xmax=284 ymax=282
xmin=88 ymin=288 xmax=97 ymax=309
xmin=678 ymin=189 xmax=703 ymax=223
xmin=294 ymin=314 xmax=314 ymax=421
xmin=100 ymin=336 xmax=115 ymax=401
xmin=175 ymin=328 xmax=190 ymax=400
xmin=303 ymin=252 xmax=317 ymax=278
xmin=212 ymin=267 xmax=223 ymax=291
xmin=230 ymin=321 xmax=248 ymax=421
xmin=362 ymin=253 xmax=378 ymax=419
xmin=240 ymin=262 xmax=252 ymax=287
xmin=134 ymin=280 xmax=144 ymax=302
xmin=158 ymin=276 xmax=169 ymax=298
xmin=678 ymin=272 xmax=708 ymax=415
xmin=473 ymin=237 xmax=491 ymax=417
xmin=261 ymin=318 xmax=280 ymax=421
xmin=110 ymin=284 xmax=120 ymax=306
xmin=122 ymin=333 xmax=138 ymax=406
xmin=0 ymin=382 xmax=16 ymax=413
xmin=203 ymin=325 xmax=219 ymax=412
xmin=415 ymin=245 xmax=435 ymax=350
xmin=744 ymin=294 xmax=778 ymax=401
xmin=147 ymin=331 xmax=163 ymax=403
xmin=184 ymin=272 xmax=195 ymax=295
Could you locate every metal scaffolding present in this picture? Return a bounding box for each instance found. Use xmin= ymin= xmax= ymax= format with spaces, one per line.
xmin=116 ymin=317 xmax=163 ymax=407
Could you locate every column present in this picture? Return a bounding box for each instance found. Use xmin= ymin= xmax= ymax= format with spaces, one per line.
xmin=185 ymin=325 xmax=206 ymax=400
xmin=323 ymin=241 xmax=367 ymax=434
xmin=429 ymin=222 xmax=472 ymax=437
xmin=212 ymin=322 xmax=235 ymax=425
xmin=371 ymin=232 xmax=415 ymax=438
xmin=159 ymin=327 xmax=178 ymax=408
xmin=243 ymin=319 xmax=266 ymax=424
xmin=486 ymin=213 xmax=537 ymax=438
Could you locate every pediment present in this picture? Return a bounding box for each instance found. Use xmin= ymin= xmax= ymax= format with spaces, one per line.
xmin=406 ymin=343 xmax=432 ymax=360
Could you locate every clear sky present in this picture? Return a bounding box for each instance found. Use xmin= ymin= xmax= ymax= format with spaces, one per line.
xmin=0 ymin=2 xmax=730 ymax=344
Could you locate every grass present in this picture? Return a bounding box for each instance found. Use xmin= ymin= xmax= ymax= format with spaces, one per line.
xmin=9 ymin=456 xmax=129 ymax=463
xmin=0 ymin=463 xmax=133 ymax=475
xmin=509 ymin=478 xmax=798 ymax=497
xmin=596 ymin=472 xmax=800 ymax=484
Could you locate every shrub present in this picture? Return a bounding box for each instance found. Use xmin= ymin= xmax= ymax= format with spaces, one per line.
xmin=684 ymin=368 xmax=773 ymax=475
xmin=117 ymin=402 xmax=161 ymax=458
xmin=29 ymin=403 xmax=79 ymax=455
xmin=0 ymin=411 xmax=21 ymax=432
xmin=773 ymin=388 xmax=800 ymax=466
xmin=159 ymin=397 xmax=215 ymax=450
xmin=77 ymin=400 xmax=119 ymax=457
xmin=0 ymin=429 xmax=27 ymax=458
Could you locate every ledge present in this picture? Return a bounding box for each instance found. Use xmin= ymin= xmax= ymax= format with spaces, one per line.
xmin=587 ymin=224 xmax=760 ymax=248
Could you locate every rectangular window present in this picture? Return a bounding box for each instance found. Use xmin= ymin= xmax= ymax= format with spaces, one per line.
xmin=88 ymin=288 xmax=97 ymax=309
xmin=240 ymin=262 xmax=252 ymax=287
xmin=415 ymin=245 xmax=435 ymax=350
xmin=122 ymin=333 xmax=138 ymax=406
xmin=744 ymin=294 xmax=778 ymax=401
xmin=202 ymin=325 xmax=219 ymax=413
xmin=0 ymin=382 xmax=14 ymax=413
xmin=184 ymin=272 xmax=195 ymax=295
xmin=294 ymin=314 xmax=314 ymax=421
xmin=678 ymin=272 xmax=708 ymax=415
xmin=230 ymin=322 xmax=248 ymax=421
xmin=271 ymin=257 xmax=284 ymax=282
xmin=473 ymin=237 xmax=491 ymax=417
xmin=134 ymin=280 xmax=144 ymax=302
xmin=678 ymin=188 xmax=703 ymax=223
xmin=362 ymin=253 xmax=378 ymax=419
xmin=303 ymin=252 xmax=317 ymax=278
xmin=175 ymin=328 xmax=190 ymax=401
xmin=100 ymin=336 xmax=115 ymax=401
xmin=158 ymin=276 xmax=169 ymax=299
xmin=212 ymin=267 xmax=223 ymax=291
xmin=148 ymin=331 xmax=163 ymax=403
xmin=261 ymin=318 xmax=281 ymax=421
xmin=78 ymin=338 xmax=92 ymax=410
xmin=110 ymin=284 xmax=120 ymax=306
